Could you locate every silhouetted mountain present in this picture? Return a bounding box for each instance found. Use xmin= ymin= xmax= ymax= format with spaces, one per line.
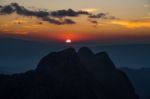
xmin=0 ymin=47 xmax=139 ymax=99
xmin=0 ymin=37 xmax=150 ymax=74
xmin=78 ymin=47 xmax=138 ymax=99
xmin=121 ymin=68 xmax=150 ymax=99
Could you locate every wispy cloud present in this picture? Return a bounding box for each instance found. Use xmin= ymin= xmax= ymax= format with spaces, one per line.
xmin=111 ymin=19 xmax=150 ymax=29
xmin=81 ymin=8 xmax=98 ymax=12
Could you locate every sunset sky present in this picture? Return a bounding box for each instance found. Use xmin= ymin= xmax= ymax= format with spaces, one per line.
xmin=0 ymin=0 xmax=150 ymax=43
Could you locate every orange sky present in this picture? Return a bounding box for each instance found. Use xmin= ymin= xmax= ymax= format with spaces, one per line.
xmin=0 ymin=1 xmax=150 ymax=43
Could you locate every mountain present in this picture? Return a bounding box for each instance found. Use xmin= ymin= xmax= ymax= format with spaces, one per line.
xmin=0 ymin=37 xmax=150 ymax=74
xmin=121 ymin=68 xmax=150 ymax=99
xmin=0 ymin=47 xmax=139 ymax=99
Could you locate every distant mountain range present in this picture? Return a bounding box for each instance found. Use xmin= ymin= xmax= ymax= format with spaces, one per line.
xmin=121 ymin=68 xmax=150 ymax=99
xmin=0 ymin=37 xmax=64 ymax=73
xmin=0 ymin=47 xmax=139 ymax=99
xmin=0 ymin=37 xmax=150 ymax=74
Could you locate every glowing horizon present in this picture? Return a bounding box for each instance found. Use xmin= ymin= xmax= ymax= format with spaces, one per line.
xmin=0 ymin=0 xmax=150 ymax=43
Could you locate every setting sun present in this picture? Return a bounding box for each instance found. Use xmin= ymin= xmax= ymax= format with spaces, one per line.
xmin=66 ymin=39 xmax=72 ymax=43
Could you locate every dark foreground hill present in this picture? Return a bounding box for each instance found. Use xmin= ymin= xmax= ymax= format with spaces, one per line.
xmin=0 ymin=47 xmax=139 ymax=99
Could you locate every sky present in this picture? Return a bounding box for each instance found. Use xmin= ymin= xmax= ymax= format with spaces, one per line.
xmin=0 ymin=0 xmax=150 ymax=44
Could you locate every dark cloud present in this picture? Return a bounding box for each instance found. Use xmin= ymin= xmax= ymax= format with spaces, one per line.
xmin=51 ymin=9 xmax=90 ymax=17
xmin=0 ymin=3 xmax=76 ymax=25
xmin=0 ymin=3 xmax=116 ymax=25
xmin=88 ymin=19 xmax=98 ymax=28
xmin=89 ymin=20 xmax=98 ymax=24
xmin=0 ymin=3 xmax=49 ymax=17
xmin=77 ymin=10 xmax=90 ymax=15
xmin=63 ymin=19 xmax=76 ymax=24
xmin=41 ymin=17 xmax=76 ymax=25
xmin=89 ymin=13 xmax=117 ymax=20
xmin=88 ymin=13 xmax=117 ymax=25
xmin=51 ymin=9 xmax=78 ymax=17
xmin=0 ymin=5 xmax=15 ymax=14
xmin=89 ymin=13 xmax=106 ymax=18
xmin=41 ymin=17 xmax=63 ymax=25
xmin=11 ymin=3 xmax=49 ymax=17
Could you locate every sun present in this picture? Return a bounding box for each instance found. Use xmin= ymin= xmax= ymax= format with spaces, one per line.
xmin=65 ymin=39 xmax=72 ymax=44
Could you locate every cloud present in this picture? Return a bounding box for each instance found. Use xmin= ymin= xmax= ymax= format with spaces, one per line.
xmin=8 ymin=3 xmax=50 ymax=17
xmin=89 ymin=13 xmax=116 ymax=20
xmin=81 ymin=8 xmax=98 ymax=12
xmin=63 ymin=19 xmax=76 ymax=24
xmin=42 ymin=17 xmax=76 ymax=25
xmin=51 ymin=9 xmax=91 ymax=18
xmin=0 ymin=3 xmax=76 ymax=25
xmin=88 ymin=19 xmax=99 ymax=28
xmin=111 ymin=19 xmax=150 ymax=28
xmin=89 ymin=13 xmax=106 ymax=18
xmin=0 ymin=3 xmax=89 ymax=18
xmin=0 ymin=3 xmax=49 ymax=18
xmin=51 ymin=9 xmax=78 ymax=17
xmin=0 ymin=5 xmax=14 ymax=14
xmin=0 ymin=3 xmax=115 ymax=25
xmin=87 ymin=13 xmax=116 ymax=25
xmin=89 ymin=20 xmax=98 ymax=24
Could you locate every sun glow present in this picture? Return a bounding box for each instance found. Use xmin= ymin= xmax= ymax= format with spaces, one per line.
xmin=66 ymin=39 xmax=72 ymax=43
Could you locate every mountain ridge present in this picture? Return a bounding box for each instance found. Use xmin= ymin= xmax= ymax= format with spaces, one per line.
xmin=0 ymin=47 xmax=139 ymax=99
xmin=0 ymin=37 xmax=150 ymax=74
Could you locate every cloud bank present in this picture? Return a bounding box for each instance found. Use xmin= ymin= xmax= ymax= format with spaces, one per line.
xmin=0 ymin=3 xmax=115 ymax=25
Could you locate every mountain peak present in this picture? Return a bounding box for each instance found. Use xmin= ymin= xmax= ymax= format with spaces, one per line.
xmin=96 ymin=51 xmax=109 ymax=58
xmin=60 ymin=47 xmax=76 ymax=54
xmin=95 ymin=51 xmax=116 ymax=70
xmin=36 ymin=47 xmax=78 ymax=74
xmin=78 ymin=46 xmax=94 ymax=56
